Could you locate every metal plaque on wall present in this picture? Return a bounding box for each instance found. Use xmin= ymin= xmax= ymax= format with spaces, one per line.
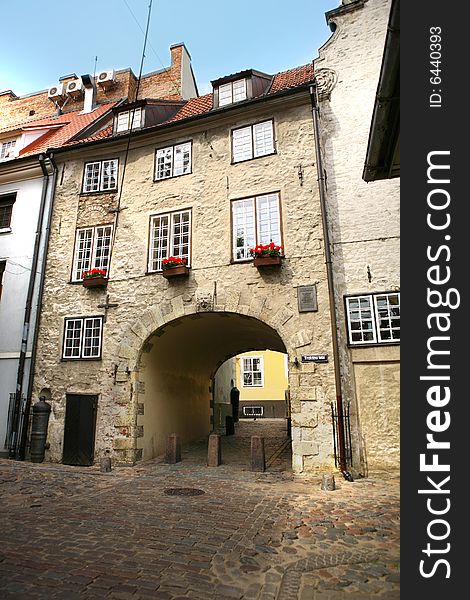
xmin=301 ymin=354 xmax=328 ymax=363
xmin=297 ymin=285 xmax=318 ymax=312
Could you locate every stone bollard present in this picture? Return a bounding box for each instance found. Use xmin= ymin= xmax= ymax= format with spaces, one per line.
xmin=321 ymin=473 xmax=336 ymax=491
xmin=165 ymin=433 xmax=181 ymax=464
xmin=251 ymin=435 xmax=265 ymax=472
xmin=100 ymin=456 xmax=112 ymax=472
xmin=225 ymin=415 xmax=235 ymax=436
xmin=207 ymin=433 xmax=221 ymax=467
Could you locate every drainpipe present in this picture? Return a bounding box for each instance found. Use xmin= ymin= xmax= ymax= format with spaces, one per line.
xmin=309 ymin=83 xmax=351 ymax=480
xmin=17 ymin=153 xmax=58 ymax=461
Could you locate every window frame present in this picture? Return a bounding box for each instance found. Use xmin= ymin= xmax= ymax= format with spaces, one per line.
xmin=231 ymin=191 xmax=283 ymax=263
xmin=70 ymin=224 xmax=114 ymax=283
xmin=81 ymin=158 xmax=119 ymax=194
xmin=345 ymin=291 xmax=400 ymax=346
xmin=241 ymin=355 xmax=264 ymax=388
xmin=0 ymin=139 xmax=17 ymax=161
xmin=147 ymin=208 xmax=192 ymax=273
xmin=154 ymin=140 xmax=192 ymax=182
xmin=115 ymin=107 xmax=143 ymax=133
xmin=243 ymin=406 xmax=264 ymax=417
xmin=0 ymin=193 xmax=16 ymax=233
xmin=0 ymin=260 xmax=6 ymax=301
xmin=62 ymin=315 xmax=104 ymax=360
xmin=218 ymin=78 xmax=247 ymax=107
xmin=231 ymin=119 xmax=276 ymax=164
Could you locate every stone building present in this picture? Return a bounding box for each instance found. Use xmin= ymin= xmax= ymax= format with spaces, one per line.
xmin=32 ymin=61 xmax=340 ymax=472
xmin=2 ymin=0 xmax=400 ymax=474
xmin=0 ymin=44 xmax=197 ymax=458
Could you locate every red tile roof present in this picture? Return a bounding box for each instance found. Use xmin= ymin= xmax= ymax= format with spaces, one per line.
xmin=0 ymin=103 xmax=115 ymax=158
xmin=40 ymin=64 xmax=315 ymax=150
xmin=269 ymin=63 xmax=315 ymax=94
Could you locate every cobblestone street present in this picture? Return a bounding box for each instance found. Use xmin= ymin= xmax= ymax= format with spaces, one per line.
xmin=0 ymin=421 xmax=399 ymax=599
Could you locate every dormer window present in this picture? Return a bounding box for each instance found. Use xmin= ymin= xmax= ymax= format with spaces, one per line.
xmin=115 ymin=107 xmax=142 ymax=133
xmin=212 ymin=70 xmax=272 ymax=109
xmin=0 ymin=139 xmax=17 ymax=161
xmin=219 ymin=79 xmax=247 ymax=106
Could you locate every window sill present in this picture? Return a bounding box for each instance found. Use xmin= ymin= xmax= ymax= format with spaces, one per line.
xmin=153 ymin=170 xmax=192 ymax=183
xmin=231 ymin=151 xmax=277 ymax=165
xmin=61 ymin=356 xmax=102 ymax=362
xmin=0 ymin=227 xmax=12 ymax=234
xmin=79 ymin=189 xmax=118 ymax=197
xmin=347 ymin=341 xmax=400 ymax=348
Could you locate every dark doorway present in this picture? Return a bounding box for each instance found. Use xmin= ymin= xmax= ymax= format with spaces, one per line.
xmin=63 ymin=394 xmax=98 ymax=466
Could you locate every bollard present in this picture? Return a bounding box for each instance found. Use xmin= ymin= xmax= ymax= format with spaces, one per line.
xmin=321 ymin=473 xmax=336 ymax=491
xmin=225 ymin=415 xmax=235 ymax=436
xmin=207 ymin=433 xmax=221 ymax=467
xmin=30 ymin=396 xmax=52 ymax=463
xmin=100 ymin=451 xmax=112 ymax=473
xmin=251 ymin=435 xmax=265 ymax=472
xmin=165 ymin=433 xmax=181 ymax=464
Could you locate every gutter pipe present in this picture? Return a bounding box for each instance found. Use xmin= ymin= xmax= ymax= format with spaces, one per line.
xmin=309 ymin=82 xmax=352 ymax=480
xmin=9 ymin=153 xmax=51 ymax=458
xmin=17 ymin=154 xmax=58 ymax=460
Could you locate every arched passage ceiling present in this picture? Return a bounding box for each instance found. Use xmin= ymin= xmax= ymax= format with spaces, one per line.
xmin=142 ymin=312 xmax=287 ymax=377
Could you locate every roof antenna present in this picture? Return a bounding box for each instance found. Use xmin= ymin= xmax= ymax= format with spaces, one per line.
xmin=93 ymin=56 xmax=98 ymax=79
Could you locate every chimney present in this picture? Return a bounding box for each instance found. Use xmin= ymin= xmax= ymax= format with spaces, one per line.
xmin=81 ymin=74 xmax=96 ymax=113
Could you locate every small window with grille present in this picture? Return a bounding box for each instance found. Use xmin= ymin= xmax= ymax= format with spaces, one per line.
xmin=241 ymin=356 xmax=264 ymax=387
xmin=345 ymin=292 xmax=400 ymax=345
xmin=82 ymin=159 xmax=118 ymax=193
xmin=154 ymin=141 xmax=192 ymax=181
xmin=62 ymin=316 xmax=103 ymax=360
xmin=243 ymin=406 xmax=264 ymax=417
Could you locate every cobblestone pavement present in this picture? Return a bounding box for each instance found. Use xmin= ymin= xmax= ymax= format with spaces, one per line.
xmin=0 ymin=420 xmax=399 ymax=599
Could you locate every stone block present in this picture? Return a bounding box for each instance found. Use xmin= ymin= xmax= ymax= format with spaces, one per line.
xmin=207 ymin=434 xmax=221 ymax=467
xmin=251 ymin=436 xmax=265 ymax=472
xmin=165 ymin=433 xmax=181 ymax=464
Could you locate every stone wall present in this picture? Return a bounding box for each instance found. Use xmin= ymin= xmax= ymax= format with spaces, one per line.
xmin=315 ymin=0 xmax=400 ymax=472
xmin=33 ymin=96 xmax=339 ymax=472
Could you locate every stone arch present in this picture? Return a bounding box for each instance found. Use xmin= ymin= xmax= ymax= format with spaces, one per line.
xmin=116 ymin=295 xmax=303 ymax=374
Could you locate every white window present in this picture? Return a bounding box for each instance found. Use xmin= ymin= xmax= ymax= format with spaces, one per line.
xmin=346 ymin=292 xmax=400 ymax=345
xmin=232 ymin=193 xmax=282 ymax=261
xmin=116 ymin=107 xmax=142 ymax=133
xmin=243 ymin=406 xmax=264 ymax=417
xmin=155 ymin=142 xmax=192 ymax=180
xmin=233 ymin=120 xmax=274 ymax=162
xmin=242 ymin=356 xmax=264 ymax=387
xmin=219 ymin=79 xmax=247 ymax=106
xmin=0 ymin=139 xmax=17 ymax=161
xmin=63 ymin=317 xmax=103 ymax=359
xmin=82 ymin=159 xmax=118 ymax=193
xmin=148 ymin=209 xmax=191 ymax=272
xmin=72 ymin=225 xmax=113 ymax=282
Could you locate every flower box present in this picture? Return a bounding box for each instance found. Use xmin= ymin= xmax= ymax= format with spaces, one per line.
xmin=82 ymin=268 xmax=108 ymax=288
xmin=82 ymin=276 xmax=108 ymax=288
xmin=162 ymin=256 xmax=189 ymax=279
xmin=253 ymin=255 xmax=282 ymax=268
xmin=162 ymin=265 xmax=189 ymax=279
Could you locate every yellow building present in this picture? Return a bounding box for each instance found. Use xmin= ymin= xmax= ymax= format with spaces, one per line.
xmin=235 ymin=351 xmax=288 ymax=419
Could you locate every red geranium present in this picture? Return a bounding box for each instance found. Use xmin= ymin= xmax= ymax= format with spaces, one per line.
xmin=162 ymin=256 xmax=187 ymax=270
xmin=249 ymin=243 xmax=283 ymax=258
xmin=83 ymin=268 xmax=107 ymax=279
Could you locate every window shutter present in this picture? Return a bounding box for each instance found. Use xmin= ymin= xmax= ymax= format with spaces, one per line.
xmin=253 ymin=121 xmax=274 ymax=157
xmin=233 ymin=127 xmax=253 ymax=162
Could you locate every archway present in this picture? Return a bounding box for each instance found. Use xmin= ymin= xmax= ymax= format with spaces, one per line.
xmin=135 ymin=312 xmax=288 ymax=461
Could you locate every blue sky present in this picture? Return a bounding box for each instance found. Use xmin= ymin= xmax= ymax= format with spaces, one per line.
xmin=1 ymin=0 xmax=339 ymax=97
